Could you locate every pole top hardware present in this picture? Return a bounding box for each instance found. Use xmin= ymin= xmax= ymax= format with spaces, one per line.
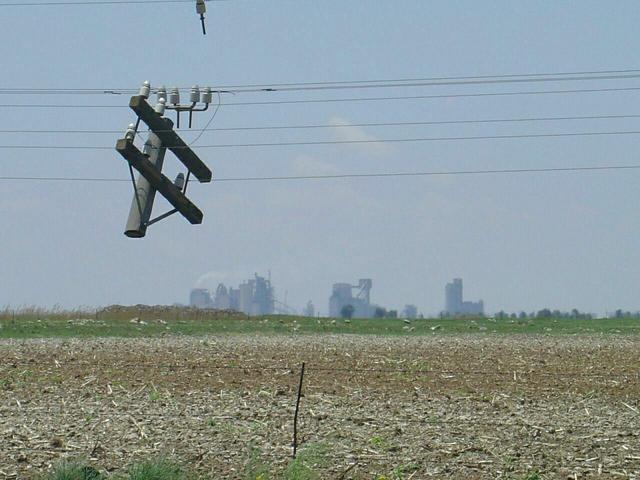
xmin=128 ymin=94 xmax=212 ymax=182
xmin=153 ymin=83 xmax=214 ymax=129
xmin=114 ymin=84 xmax=214 ymax=238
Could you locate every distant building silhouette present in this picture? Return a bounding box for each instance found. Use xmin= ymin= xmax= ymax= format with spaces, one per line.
xmin=190 ymin=273 xmax=274 ymax=316
xmin=402 ymin=304 xmax=418 ymax=319
xmin=329 ymin=279 xmax=375 ymax=318
xmin=303 ymin=301 xmax=315 ymax=317
xmin=444 ymin=278 xmax=483 ymax=316
xmin=190 ymin=288 xmax=212 ymax=309
xmin=212 ymin=283 xmax=235 ymax=310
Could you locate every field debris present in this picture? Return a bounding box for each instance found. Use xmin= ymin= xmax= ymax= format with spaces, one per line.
xmin=0 ymin=334 xmax=639 ymax=478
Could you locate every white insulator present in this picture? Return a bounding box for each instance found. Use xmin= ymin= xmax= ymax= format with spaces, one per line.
xmin=139 ymin=81 xmax=151 ymax=99
xmin=174 ymin=173 xmax=185 ymax=190
xmin=155 ymin=98 xmax=166 ymax=115
xmin=201 ymin=86 xmax=213 ymax=104
xmin=156 ymin=85 xmax=167 ymax=102
xmin=196 ymin=0 xmax=206 ymax=14
xmin=190 ymin=85 xmax=200 ymax=103
xmin=169 ymin=87 xmax=180 ymax=105
xmin=125 ymin=123 xmax=136 ymax=141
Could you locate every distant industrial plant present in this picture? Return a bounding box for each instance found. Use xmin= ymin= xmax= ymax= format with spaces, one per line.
xmin=328 ymin=279 xmax=419 ymax=319
xmin=329 ymin=279 xmax=375 ymax=318
xmin=443 ymin=278 xmax=484 ymax=316
xmin=190 ymin=274 xmax=483 ymax=318
xmin=190 ymin=273 xmax=275 ymax=316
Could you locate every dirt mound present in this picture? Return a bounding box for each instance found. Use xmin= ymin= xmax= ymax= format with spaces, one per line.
xmin=97 ymin=304 xmax=247 ymax=321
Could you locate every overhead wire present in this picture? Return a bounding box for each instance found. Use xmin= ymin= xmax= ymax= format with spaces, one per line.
xmin=0 ymin=0 xmax=224 ymax=6
xmin=2 ymin=86 xmax=640 ymax=109
xmin=2 ymin=68 xmax=640 ymax=95
xmin=194 ymin=67 xmax=640 ymax=89
xmin=189 ymin=90 xmax=221 ymax=146
xmin=213 ymin=73 xmax=640 ymax=94
xmin=214 ymin=86 xmax=640 ymax=107
xmin=0 ymin=71 xmax=637 ymax=185
xmin=1 ymin=165 xmax=638 ymax=183
xmin=194 ymin=130 xmax=640 ymax=148
xmin=1 ymin=113 xmax=639 ymax=135
xmin=1 ymin=129 xmax=640 ymax=149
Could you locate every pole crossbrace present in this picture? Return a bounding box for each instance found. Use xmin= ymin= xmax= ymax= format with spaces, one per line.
xmin=127 ymin=163 xmax=143 ymax=219
xmin=115 ymin=95 xmax=213 ymax=238
xmin=146 ymin=208 xmax=178 ymax=227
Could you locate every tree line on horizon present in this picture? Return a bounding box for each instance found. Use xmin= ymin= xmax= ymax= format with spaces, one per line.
xmin=337 ymin=305 xmax=640 ymax=320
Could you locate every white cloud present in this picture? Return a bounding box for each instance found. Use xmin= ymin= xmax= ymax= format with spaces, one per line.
xmin=291 ymin=154 xmax=340 ymax=176
xmin=194 ymin=271 xmax=231 ymax=289
xmin=329 ymin=116 xmax=392 ymax=156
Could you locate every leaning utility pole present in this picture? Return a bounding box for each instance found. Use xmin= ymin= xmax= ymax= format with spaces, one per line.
xmin=123 ymin=128 xmax=168 ymax=237
xmin=115 ymin=81 xmax=213 ymax=238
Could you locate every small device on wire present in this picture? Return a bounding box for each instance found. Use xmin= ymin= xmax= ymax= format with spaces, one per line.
xmin=196 ymin=0 xmax=206 ymax=35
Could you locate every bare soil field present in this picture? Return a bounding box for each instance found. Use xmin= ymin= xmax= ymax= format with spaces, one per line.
xmin=1 ymin=334 xmax=639 ymax=479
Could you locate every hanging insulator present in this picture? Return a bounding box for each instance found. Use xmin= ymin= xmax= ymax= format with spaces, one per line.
xmin=190 ymin=85 xmax=200 ymax=103
xmin=196 ymin=0 xmax=207 ymax=35
xmin=169 ymin=87 xmax=180 ymax=105
xmin=201 ymin=86 xmax=213 ymax=104
xmin=139 ymin=81 xmax=151 ymax=99
xmin=174 ymin=173 xmax=185 ymax=190
xmin=124 ymin=123 xmax=136 ymax=141
xmin=154 ymin=98 xmax=166 ymax=116
xmin=156 ymin=85 xmax=167 ymax=102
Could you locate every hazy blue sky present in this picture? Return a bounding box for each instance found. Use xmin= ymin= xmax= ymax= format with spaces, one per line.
xmin=1 ymin=0 xmax=639 ymax=316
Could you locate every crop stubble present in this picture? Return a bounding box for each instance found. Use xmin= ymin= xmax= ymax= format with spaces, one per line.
xmin=0 ymin=334 xmax=639 ymax=479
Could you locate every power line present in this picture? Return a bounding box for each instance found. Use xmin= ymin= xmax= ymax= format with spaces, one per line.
xmin=219 ymin=86 xmax=640 ymax=107
xmin=0 ymin=104 xmax=124 ymax=108
xmin=2 ymin=68 xmax=640 ymax=94
xmin=189 ymin=90 xmax=222 ymax=146
xmin=1 ymin=129 xmax=639 ymax=149
xmin=1 ymin=165 xmax=638 ymax=183
xmin=3 ymin=73 xmax=640 ymax=96
xmin=203 ymin=67 xmax=640 ymax=89
xmin=0 ymin=0 xmax=224 ymax=6
xmin=196 ymin=130 xmax=640 ymax=148
xmin=1 ymin=113 xmax=639 ymax=135
xmin=221 ymin=73 xmax=640 ymax=94
xmin=2 ymin=86 xmax=639 ymax=109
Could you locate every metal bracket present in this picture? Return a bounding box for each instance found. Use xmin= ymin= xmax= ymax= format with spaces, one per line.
xmin=165 ymin=102 xmax=210 ymax=128
xmin=143 ymin=170 xmax=191 ymax=228
xmin=183 ymin=171 xmax=191 ymax=194
xmin=146 ymin=208 xmax=178 ymax=227
xmin=128 ymin=163 xmax=143 ymax=218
